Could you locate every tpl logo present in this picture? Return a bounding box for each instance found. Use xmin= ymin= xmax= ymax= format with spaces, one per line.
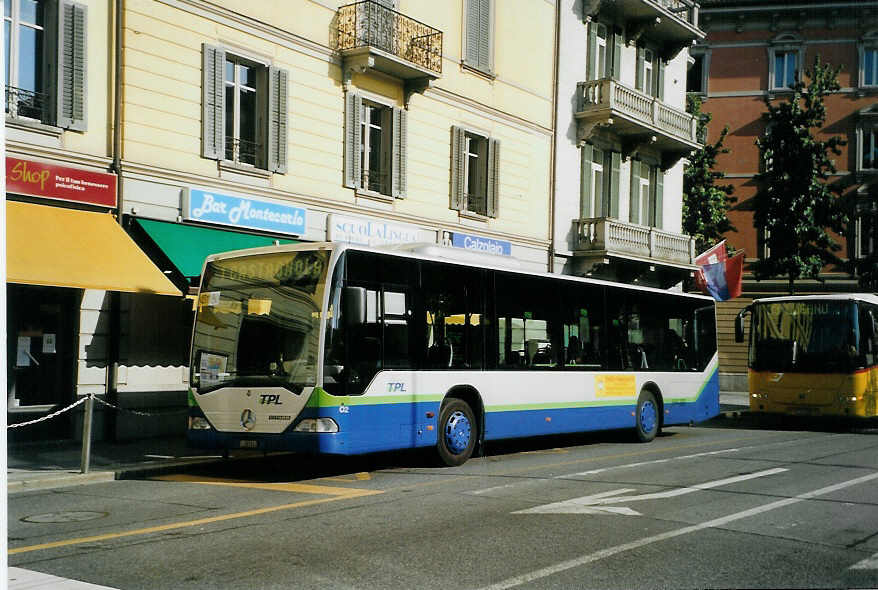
xmin=387 ymin=382 xmax=407 ymax=393
xmin=259 ymin=394 xmax=283 ymax=405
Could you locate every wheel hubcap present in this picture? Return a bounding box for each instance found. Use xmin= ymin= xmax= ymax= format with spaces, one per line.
xmin=640 ymin=400 xmax=657 ymax=434
xmin=444 ymin=410 xmax=471 ymax=454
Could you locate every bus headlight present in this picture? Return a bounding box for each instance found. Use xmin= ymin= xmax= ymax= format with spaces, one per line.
xmin=293 ymin=418 xmax=339 ymax=433
xmin=188 ymin=416 xmax=212 ymax=430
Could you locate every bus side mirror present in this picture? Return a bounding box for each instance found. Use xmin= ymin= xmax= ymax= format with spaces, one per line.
xmin=342 ymin=287 xmax=367 ymax=328
xmin=734 ymin=306 xmax=750 ymax=343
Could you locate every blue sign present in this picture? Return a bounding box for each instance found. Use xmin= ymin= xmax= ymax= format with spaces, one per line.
xmin=184 ymin=187 xmax=307 ymax=236
xmin=451 ymin=232 xmax=511 ymax=256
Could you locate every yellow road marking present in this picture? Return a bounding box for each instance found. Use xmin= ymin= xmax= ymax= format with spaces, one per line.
xmin=155 ymin=474 xmax=370 ymax=496
xmin=10 ymin=482 xmax=381 ymax=555
xmin=320 ymin=472 xmax=372 ymax=483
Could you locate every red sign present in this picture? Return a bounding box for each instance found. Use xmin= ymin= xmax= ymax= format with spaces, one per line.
xmin=6 ymin=157 xmax=116 ymax=208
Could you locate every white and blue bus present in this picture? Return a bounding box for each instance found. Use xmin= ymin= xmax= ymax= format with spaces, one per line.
xmin=187 ymin=242 xmax=719 ymax=465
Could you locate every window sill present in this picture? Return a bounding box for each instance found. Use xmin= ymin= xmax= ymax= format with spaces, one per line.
xmin=218 ymin=161 xmax=272 ymax=179
xmin=458 ymin=209 xmax=491 ymax=223
xmin=855 ymin=86 xmax=878 ymax=98
xmin=6 ymin=116 xmax=64 ymax=138
xmin=355 ymin=188 xmax=395 ymax=204
xmin=460 ymin=62 xmax=496 ymax=82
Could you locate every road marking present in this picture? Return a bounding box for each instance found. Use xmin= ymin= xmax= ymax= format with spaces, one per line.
xmin=850 ymin=551 xmax=878 ymax=570
xmin=478 ymin=470 xmax=878 ymax=590
xmin=320 ymin=472 xmax=372 ymax=483
xmin=514 ymin=468 xmax=787 ymax=515
xmin=155 ymin=474 xmax=369 ymax=496
xmin=9 ymin=480 xmax=382 ymax=555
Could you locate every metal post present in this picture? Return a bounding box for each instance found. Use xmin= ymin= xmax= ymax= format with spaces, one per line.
xmin=80 ymin=395 xmax=94 ymax=474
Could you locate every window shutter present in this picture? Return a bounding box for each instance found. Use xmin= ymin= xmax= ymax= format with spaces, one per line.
xmin=629 ymin=159 xmax=641 ymax=224
xmin=450 ymin=126 xmax=466 ymax=211
xmin=57 ymin=0 xmax=87 ymax=131
xmin=479 ymin=0 xmax=492 ymax=73
xmin=465 ymin=0 xmax=480 ymax=67
xmin=486 ymin=138 xmax=500 ymax=218
xmin=653 ymin=167 xmax=664 ymax=228
xmin=344 ymin=92 xmax=362 ymax=189
xmin=636 ymin=47 xmax=646 ymax=92
xmin=392 ymin=107 xmax=407 ymax=198
xmin=268 ymin=66 xmax=289 ymax=174
xmin=657 ymin=59 xmax=665 ymax=101
xmin=580 ymin=144 xmax=593 ymax=218
xmin=611 ymin=28 xmax=623 ymax=81
xmin=587 ymin=23 xmax=597 ymax=81
xmin=609 ymin=151 xmax=621 ymax=218
xmin=202 ymin=44 xmax=225 ymax=160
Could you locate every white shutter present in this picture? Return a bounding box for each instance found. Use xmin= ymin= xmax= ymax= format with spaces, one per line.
xmin=57 ymin=0 xmax=87 ymax=130
xmin=202 ymin=44 xmax=225 ymax=160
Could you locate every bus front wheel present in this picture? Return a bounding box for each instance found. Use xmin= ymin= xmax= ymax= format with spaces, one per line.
xmin=436 ymin=399 xmax=477 ymax=466
xmin=635 ymin=391 xmax=660 ymax=443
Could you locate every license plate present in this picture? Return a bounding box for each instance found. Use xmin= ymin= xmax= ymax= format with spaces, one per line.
xmin=239 ymin=440 xmax=258 ymax=448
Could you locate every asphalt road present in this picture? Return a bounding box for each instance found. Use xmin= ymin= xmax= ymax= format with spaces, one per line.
xmin=9 ymin=415 xmax=878 ymax=590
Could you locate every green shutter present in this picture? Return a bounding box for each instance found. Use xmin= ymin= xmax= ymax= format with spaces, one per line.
xmin=487 ymin=137 xmax=500 ymax=218
xmin=450 ymin=126 xmax=466 ymax=211
xmin=580 ymin=144 xmax=593 ymax=218
xmin=344 ymin=92 xmax=362 ymax=189
xmin=657 ymin=59 xmax=665 ymax=101
xmin=57 ymin=0 xmax=87 ymax=131
xmin=201 ymin=44 xmax=225 ymax=160
xmin=635 ymin=47 xmax=644 ymax=92
xmin=611 ymin=28 xmax=623 ymax=81
xmin=629 ymin=159 xmax=641 ymax=224
xmin=587 ymin=23 xmax=597 ymax=81
xmin=392 ymin=107 xmax=407 ymax=198
xmin=653 ymin=167 xmax=664 ymax=229
xmin=609 ymin=151 xmax=621 ymax=219
xmin=268 ymin=66 xmax=288 ymax=174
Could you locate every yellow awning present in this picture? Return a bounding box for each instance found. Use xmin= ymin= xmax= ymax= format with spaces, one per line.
xmin=7 ymin=201 xmax=181 ymax=296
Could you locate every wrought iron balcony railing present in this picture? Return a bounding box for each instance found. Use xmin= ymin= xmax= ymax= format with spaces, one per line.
xmin=5 ymin=85 xmax=48 ymax=123
xmin=573 ymin=217 xmax=696 ymax=265
xmin=337 ymin=1 xmax=442 ymax=75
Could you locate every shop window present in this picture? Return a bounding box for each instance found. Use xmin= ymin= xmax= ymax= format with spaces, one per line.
xmin=344 ymin=92 xmax=407 ymax=198
xmin=451 ymin=126 xmax=499 ymax=218
xmin=202 ymin=44 xmax=288 ymax=173
xmin=5 ymin=0 xmax=86 ymax=130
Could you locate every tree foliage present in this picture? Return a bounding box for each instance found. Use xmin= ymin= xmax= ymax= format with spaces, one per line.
xmin=751 ymin=56 xmax=847 ymax=294
xmin=683 ymin=95 xmax=736 ymax=255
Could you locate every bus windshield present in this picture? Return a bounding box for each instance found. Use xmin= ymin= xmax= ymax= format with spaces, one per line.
xmin=750 ymin=301 xmax=858 ymax=372
xmin=191 ymin=249 xmax=330 ymax=393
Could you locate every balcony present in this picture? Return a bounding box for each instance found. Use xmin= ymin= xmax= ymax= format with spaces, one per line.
xmin=5 ymin=85 xmax=49 ymax=123
xmin=575 ymin=79 xmax=700 ymax=167
xmin=337 ymin=1 xmax=442 ymax=98
xmin=572 ymin=217 xmax=696 ymax=286
xmin=584 ymin=0 xmax=703 ymax=59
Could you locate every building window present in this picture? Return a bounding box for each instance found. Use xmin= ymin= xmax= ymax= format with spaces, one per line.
xmin=864 ymin=128 xmax=878 ymax=171
xmin=768 ymin=35 xmax=803 ymax=92
xmin=687 ymin=50 xmax=709 ymax=95
xmin=636 ymin=46 xmax=664 ymax=99
xmin=860 ymin=32 xmax=878 ymax=88
xmin=857 ymin=106 xmax=878 ymax=177
xmin=587 ymin=21 xmax=622 ymax=82
xmin=451 ymin=125 xmax=499 ymax=217
xmin=344 ymin=92 xmax=407 ymax=198
xmin=629 ymin=160 xmax=664 ymax=228
xmin=5 ymin=0 xmax=87 ymax=130
xmin=202 ymin=44 xmax=288 ymax=173
xmin=580 ymin=144 xmax=620 ymax=219
xmin=463 ymin=0 xmax=492 ymax=75
xmin=854 ymin=195 xmax=878 ymax=259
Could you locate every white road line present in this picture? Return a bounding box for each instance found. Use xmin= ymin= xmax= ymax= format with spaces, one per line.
xmin=477 ymin=471 xmax=878 ymax=590
xmin=850 ymin=551 xmax=878 ymax=570
xmin=514 ymin=468 xmax=787 ymax=514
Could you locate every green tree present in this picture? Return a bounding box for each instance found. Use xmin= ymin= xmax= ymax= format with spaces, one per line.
xmin=683 ymin=95 xmax=736 ymax=255
xmin=751 ymin=56 xmax=847 ymax=294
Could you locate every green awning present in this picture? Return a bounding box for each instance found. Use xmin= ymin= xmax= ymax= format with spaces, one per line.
xmin=135 ymin=219 xmax=298 ymax=277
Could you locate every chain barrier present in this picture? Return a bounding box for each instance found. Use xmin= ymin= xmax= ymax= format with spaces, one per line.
xmin=7 ymin=395 xmax=90 ymax=429
xmin=7 ymin=393 xmax=189 ymax=429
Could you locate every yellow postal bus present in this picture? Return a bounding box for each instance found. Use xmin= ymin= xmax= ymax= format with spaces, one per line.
xmin=735 ymin=294 xmax=878 ymax=417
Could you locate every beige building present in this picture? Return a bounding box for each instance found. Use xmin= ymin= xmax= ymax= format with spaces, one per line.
xmin=6 ymin=0 xmax=557 ymax=441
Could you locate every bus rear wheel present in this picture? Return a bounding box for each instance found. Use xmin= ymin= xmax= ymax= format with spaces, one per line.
xmin=436 ymin=399 xmax=477 ymax=466
xmin=635 ymin=391 xmax=659 ymax=443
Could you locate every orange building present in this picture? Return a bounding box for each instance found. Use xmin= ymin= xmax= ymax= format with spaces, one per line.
xmin=697 ymin=0 xmax=878 ymax=390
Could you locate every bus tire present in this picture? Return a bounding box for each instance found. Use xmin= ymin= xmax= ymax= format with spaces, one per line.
xmin=635 ymin=390 xmax=659 ymax=443
xmin=436 ymin=398 xmax=477 ymax=466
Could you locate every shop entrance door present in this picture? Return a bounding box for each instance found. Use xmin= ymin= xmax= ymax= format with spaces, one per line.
xmin=8 ymin=286 xmax=79 ymax=418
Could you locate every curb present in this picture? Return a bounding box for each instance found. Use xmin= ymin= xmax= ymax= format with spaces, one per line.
xmin=8 ymin=470 xmax=116 ymax=493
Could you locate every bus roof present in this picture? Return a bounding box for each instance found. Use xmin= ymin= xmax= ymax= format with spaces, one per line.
xmin=751 ymin=293 xmax=878 ymax=305
xmin=201 ymin=241 xmax=715 ymax=302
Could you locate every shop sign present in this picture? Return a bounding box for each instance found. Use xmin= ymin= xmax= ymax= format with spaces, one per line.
xmin=451 ymin=232 xmax=511 ymax=256
xmin=184 ymin=187 xmax=307 ymax=236
xmin=6 ymin=157 xmax=116 ymax=207
xmin=327 ymin=213 xmax=420 ymax=246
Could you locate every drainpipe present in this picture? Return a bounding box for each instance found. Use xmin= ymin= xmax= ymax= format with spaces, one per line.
xmin=547 ymin=0 xmax=561 ymax=273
